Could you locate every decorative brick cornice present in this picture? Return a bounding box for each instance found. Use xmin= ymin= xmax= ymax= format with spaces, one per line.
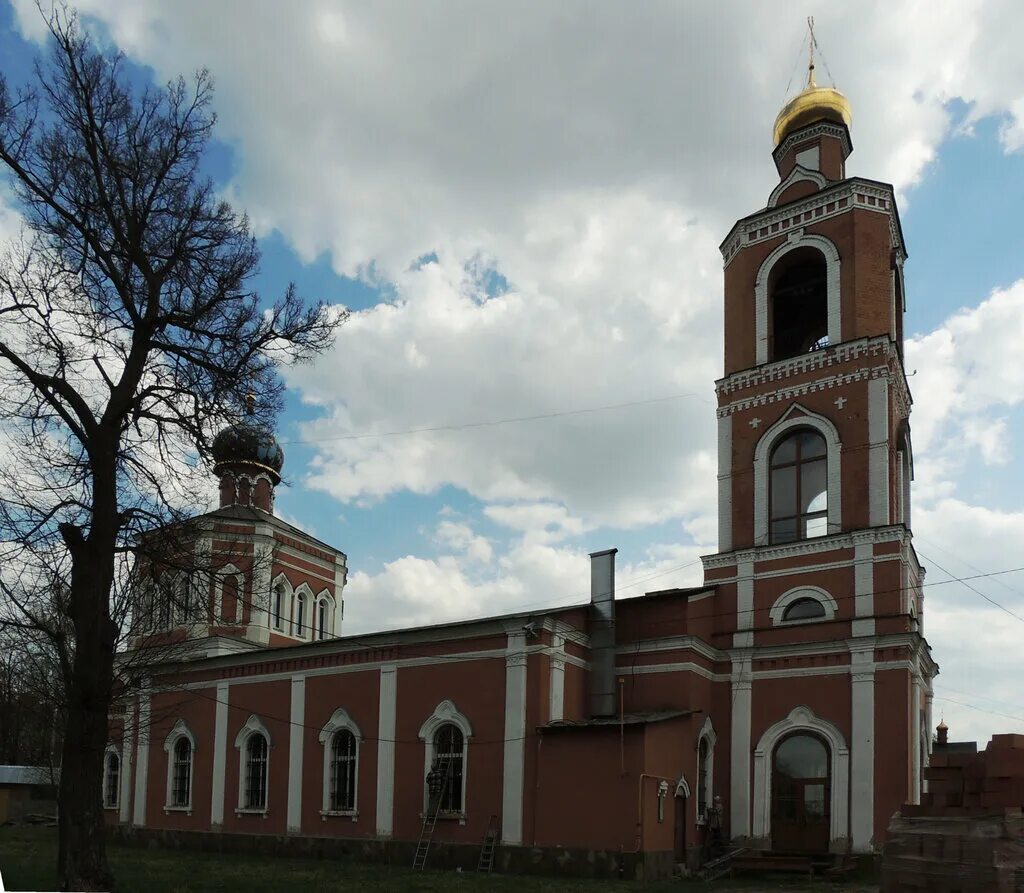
xmin=701 ymin=524 xmax=913 ymax=570
xmin=772 ymin=121 xmax=852 ymax=168
xmin=720 ymin=178 xmax=905 ymax=268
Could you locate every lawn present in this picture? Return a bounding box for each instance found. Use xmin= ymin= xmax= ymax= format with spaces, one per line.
xmin=0 ymin=827 xmax=878 ymax=892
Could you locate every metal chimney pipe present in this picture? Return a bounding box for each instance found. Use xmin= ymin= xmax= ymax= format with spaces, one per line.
xmin=589 ymin=548 xmax=617 ymax=717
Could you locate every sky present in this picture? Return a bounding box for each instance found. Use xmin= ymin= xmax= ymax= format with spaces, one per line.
xmin=3 ymin=0 xmax=1024 ymax=746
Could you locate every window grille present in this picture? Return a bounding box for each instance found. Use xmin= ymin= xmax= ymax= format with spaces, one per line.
xmin=329 ymin=730 xmax=357 ymax=811
xmin=104 ymin=753 xmax=119 ymax=808
xmin=245 ymin=734 xmax=268 ymax=810
xmin=172 ymin=737 xmax=192 ymax=807
xmin=432 ymin=724 xmax=464 ymax=813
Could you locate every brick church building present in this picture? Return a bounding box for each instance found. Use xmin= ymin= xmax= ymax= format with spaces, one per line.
xmin=103 ymin=67 xmax=937 ymax=877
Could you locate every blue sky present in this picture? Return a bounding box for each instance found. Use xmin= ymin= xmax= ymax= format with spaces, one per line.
xmin=4 ymin=0 xmax=1024 ymax=744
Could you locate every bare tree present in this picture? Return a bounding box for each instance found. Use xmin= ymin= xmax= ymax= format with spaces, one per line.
xmin=0 ymin=9 xmax=340 ymax=889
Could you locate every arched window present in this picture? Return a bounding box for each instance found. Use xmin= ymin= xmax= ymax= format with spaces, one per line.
xmin=770 ymin=247 xmax=828 ymax=361
xmin=294 ymin=593 xmax=307 ymax=638
xmin=245 ymin=734 xmax=269 ymax=811
xmin=171 ymin=737 xmax=192 ymax=808
xmin=221 ymin=576 xmax=238 ymax=623
xmin=770 ymin=429 xmax=827 ymax=544
xmin=782 ymin=598 xmax=827 ymax=622
xmin=163 ymin=719 xmax=196 ymax=812
xmin=329 ymin=730 xmax=357 ymax=812
xmin=696 ymin=737 xmax=709 ymax=819
xmin=272 ymin=585 xmax=285 ymax=631
xmin=173 ymin=574 xmax=192 ymax=625
xmin=431 ymin=724 xmax=465 ymax=814
xmin=317 ymin=598 xmax=328 ymax=641
xmin=103 ymin=749 xmax=120 ymax=809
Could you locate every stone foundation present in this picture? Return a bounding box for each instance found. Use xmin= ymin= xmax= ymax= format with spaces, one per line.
xmin=107 ymin=826 xmax=676 ymax=881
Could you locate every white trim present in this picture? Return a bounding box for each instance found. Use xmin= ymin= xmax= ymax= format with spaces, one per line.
xmin=313 ymin=590 xmax=335 ymax=641
xmin=375 ymin=665 xmax=398 ymax=837
xmin=132 ymin=690 xmax=150 ymax=827
xmin=419 ymin=700 xmax=472 ymax=820
xmin=850 ymin=644 xmax=876 ymax=852
xmin=549 ymin=635 xmax=566 ymax=723
xmin=718 ymin=413 xmax=733 ymax=552
xmin=752 ymin=706 xmax=850 ymax=845
xmin=211 ymin=681 xmax=229 ymax=827
xmin=853 ymin=543 xmax=876 ymax=637
xmin=502 ymin=633 xmax=528 ymax=845
xmin=318 ymin=706 xmax=361 ymax=819
xmin=734 ymin=559 xmax=754 ymax=648
xmin=769 ymin=586 xmax=838 ymax=626
xmin=868 ymin=376 xmax=890 ymax=526
xmin=767 ymin=164 xmax=827 ymax=208
xmin=288 ymin=676 xmax=305 ymax=832
xmin=162 ymin=719 xmax=196 ymax=814
xmin=234 ymin=714 xmax=272 ymax=815
xmin=292 ymin=583 xmax=314 ymax=641
xmin=730 ymin=658 xmax=752 ymax=839
xmin=270 ymin=573 xmax=292 ymax=633
xmin=102 ymin=744 xmax=121 ymax=811
xmin=752 ymin=404 xmax=842 ymax=545
xmin=754 ymin=232 xmax=841 ymax=366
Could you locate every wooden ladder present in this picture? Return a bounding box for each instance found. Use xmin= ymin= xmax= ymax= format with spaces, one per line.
xmin=412 ymin=756 xmax=453 ymax=871
xmin=477 ymin=814 xmax=499 ymax=873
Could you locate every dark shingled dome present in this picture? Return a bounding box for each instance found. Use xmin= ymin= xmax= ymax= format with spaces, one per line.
xmin=212 ymin=420 xmax=284 ymax=483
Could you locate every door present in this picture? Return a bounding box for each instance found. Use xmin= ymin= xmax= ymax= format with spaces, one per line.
xmin=771 ymin=732 xmax=830 ymax=853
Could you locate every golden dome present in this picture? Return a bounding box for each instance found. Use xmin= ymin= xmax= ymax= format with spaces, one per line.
xmin=773 ymin=79 xmax=852 ymax=148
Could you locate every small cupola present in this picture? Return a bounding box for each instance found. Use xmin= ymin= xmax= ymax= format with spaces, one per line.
xmin=212 ymin=394 xmax=284 ymax=512
xmin=772 ymin=20 xmax=853 ymax=185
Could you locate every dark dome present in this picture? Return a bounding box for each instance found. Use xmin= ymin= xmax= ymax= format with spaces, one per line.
xmin=212 ymin=421 xmax=284 ymax=483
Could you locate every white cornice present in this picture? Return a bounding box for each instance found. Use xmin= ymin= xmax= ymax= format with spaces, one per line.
xmin=767 ymin=165 xmax=828 ymax=208
xmin=720 ymin=178 xmax=904 ymax=268
xmin=702 ymin=525 xmax=913 ymax=570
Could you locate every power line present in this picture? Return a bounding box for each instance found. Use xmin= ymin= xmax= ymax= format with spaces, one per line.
xmin=277 ymin=391 xmax=708 ymax=446
xmin=915 ymin=548 xmax=1024 ymax=625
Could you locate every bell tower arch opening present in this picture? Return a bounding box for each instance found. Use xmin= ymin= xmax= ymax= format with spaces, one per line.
xmin=769 ymin=246 xmax=829 ymax=361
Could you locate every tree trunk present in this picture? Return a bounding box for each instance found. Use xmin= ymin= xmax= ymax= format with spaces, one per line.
xmin=58 ymin=507 xmax=118 ymax=890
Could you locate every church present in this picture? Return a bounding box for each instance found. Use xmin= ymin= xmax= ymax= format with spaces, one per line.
xmin=102 ymin=65 xmax=937 ymax=878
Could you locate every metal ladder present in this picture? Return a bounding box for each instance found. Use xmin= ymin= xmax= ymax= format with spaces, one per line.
xmin=477 ymin=814 xmax=499 ymax=872
xmin=412 ymin=756 xmax=453 ymax=870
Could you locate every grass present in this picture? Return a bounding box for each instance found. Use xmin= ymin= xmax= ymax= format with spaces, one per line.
xmin=0 ymin=826 xmax=878 ymax=892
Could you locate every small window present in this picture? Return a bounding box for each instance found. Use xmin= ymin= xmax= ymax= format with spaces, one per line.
xmin=221 ymin=576 xmax=238 ymax=623
xmin=103 ymin=751 xmax=120 ymax=808
xmin=329 ymin=730 xmax=357 ymax=812
xmin=782 ymin=597 xmax=827 ymax=622
xmin=430 ymin=724 xmax=464 ymax=814
xmin=294 ymin=594 xmax=307 ymax=638
xmin=770 ymin=429 xmax=828 ymax=544
xmin=317 ymin=600 xmax=328 ymax=641
xmin=172 ymin=738 xmax=192 ymax=808
xmin=245 ymin=734 xmax=269 ymax=810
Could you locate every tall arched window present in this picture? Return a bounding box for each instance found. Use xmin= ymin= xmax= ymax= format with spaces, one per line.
xmin=696 ymin=737 xmax=709 ymax=819
xmin=317 ymin=599 xmax=328 ymax=640
xmin=103 ymin=750 xmax=120 ymax=809
xmin=272 ymin=585 xmax=284 ymax=631
xmin=770 ymin=430 xmax=827 ymax=544
xmin=431 ymin=724 xmax=464 ymax=814
xmin=294 ymin=593 xmax=307 ymax=638
xmin=221 ymin=576 xmax=238 ymax=623
xmin=329 ymin=730 xmax=357 ymax=812
xmin=770 ymin=247 xmax=828 ymax=361
xmin=171 ymin=737 xmax=192 ymax=808
xmin=245 ymin=734 xmax=269 ymax=811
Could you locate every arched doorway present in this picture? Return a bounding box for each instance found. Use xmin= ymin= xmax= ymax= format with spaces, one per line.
xmin=771 ymin=732 xmax=830 ymax=853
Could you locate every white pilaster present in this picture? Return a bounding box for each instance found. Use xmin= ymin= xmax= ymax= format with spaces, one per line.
xmin=852 ymin=542 xmax=875 ymax=637
xmin=375 ymin=664 xmax=398 ymax=837
xmin=548 ymin=635 xmax=565 ymax=723
xmin=730 ymin=655 xmax=753 ymax=839
xmin=502 ymin=632 xmax=528 ymax=845
xmin=120 ymin=707 xmax=134 ymax=823
xmin=287 ymin=675 xmax=305 ymax=833
xmin=868 ymin=377 xmax=890 ymax=527
xmin=132 ymin=689 xmax=151 ymax=827
xmin=211 ymin=681 xmax=229 ymax=828
xmin=718 ymin=413 xmax=733 ymax=552
xmin=911 ymin=676 xmax=922 ymax=805
xmin=733 ymin=559 xmax=754 ymax=648
xmin=850 ymin=644 xmax=876 ymax=852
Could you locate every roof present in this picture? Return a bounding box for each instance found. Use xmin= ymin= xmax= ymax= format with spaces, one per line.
xmin=0 ymin=766 xmax=59 ymax=785
xmin=539 ymin=709 xmax=695 ymax=733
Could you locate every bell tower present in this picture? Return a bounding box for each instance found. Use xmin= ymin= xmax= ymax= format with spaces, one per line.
xmin=702 ymin=37 xmax=935 ymax=856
